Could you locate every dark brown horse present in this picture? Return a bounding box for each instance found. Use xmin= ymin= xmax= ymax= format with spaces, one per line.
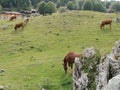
xmin=9 ymin=15 xmax=16 ymax=21
xmin=63 ymin=52 xmax=82 ymax=73
xmin=100 ymin=20 xmax=112 ymax=29
xmin=14 ymin=22 xmax=24 ymax=31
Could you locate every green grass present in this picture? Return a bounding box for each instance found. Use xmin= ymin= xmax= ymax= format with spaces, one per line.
xmin=0 ymin=10 xmax=120 ymax=90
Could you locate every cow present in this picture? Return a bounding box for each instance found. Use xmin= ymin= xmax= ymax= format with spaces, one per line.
xmin=100 ymin=19 xmax=112 ymax=29
xmin=9 ymin=15 xmax=16 ymax=21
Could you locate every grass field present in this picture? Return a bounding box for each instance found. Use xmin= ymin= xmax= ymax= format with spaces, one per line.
xmin=0 ymin=10 xmax=120 ymax=90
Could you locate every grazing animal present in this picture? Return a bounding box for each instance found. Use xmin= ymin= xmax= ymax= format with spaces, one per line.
xmin=14 ymin=22 xmax=24 ymax=31
xmin=100 ymin=20 xmax=112 ymax=29
xmin=9 ymin=15 xmax=16 ymax=21
xmin=63 ymin=52 xmax=82 ymax=73
xmin=23 ymin=17 xmax=29 ymax=25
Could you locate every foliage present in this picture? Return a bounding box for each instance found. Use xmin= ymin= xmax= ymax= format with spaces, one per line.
xmin=110 ymin=2 xmax=120 ymax=12
xmin=76 ymin=0 xmax=84 ymax=10
xmin=81 ymin=49 xmax=101 ymax=89
xmin=0 ymin=0 xmax=32 ymax=11
xmin=93 ymin=2 xmax=106 ymax=12
xmin=67 ymin=1 xmax=76 ymax=10
xmin=37 ymin=1 xmax=47 ymax=15
xmin=0 ymin=4 xmax=3 ymax=13
xmin=0 ymin=0 xmax=120 ymax=13
xmin=58 ymin=6 xmax=67 ymax=13
xmin=80 ymin=0 xmax=106 ymax=12
xmin=45 ymin=1 xmax=57 ymax=15
xmin=38 ymin=1 xmax=57 ymax=15
xmin=82 ymin=0 xmax=93 ymax=10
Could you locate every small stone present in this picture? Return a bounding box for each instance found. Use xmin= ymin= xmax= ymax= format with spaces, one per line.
xmin=0 ymin=69 xmax=4 ymax=73
xmin=0 ymin=85 xmax=4 ymax=90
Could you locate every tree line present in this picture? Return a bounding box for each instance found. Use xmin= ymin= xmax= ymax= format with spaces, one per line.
xmin=0 ymin=0 xmax=120 ymax=15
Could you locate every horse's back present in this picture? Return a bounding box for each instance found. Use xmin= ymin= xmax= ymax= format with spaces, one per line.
xmin=9 ymin=15 xmax=16 ymax=21
xmin=102 ymin=20 xmax=112 ymax=24
xmin=64 ymin=52 xmax=80 ymax=63
xmin=14 ymin=22 xmax=24 ymax=31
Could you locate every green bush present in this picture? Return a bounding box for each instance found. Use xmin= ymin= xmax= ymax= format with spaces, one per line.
xmin=81 ymin=48 xmax=101 ymax=90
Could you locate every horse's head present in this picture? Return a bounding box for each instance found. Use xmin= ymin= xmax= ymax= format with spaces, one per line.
xmin=63 ymin=59 xmax=67 ymax=73
xmin=100 ymin=23 xmax=104 ymax=29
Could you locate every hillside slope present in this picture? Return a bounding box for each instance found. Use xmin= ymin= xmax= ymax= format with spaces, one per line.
xmin=0 ymin=10 xmax=120 ymax=90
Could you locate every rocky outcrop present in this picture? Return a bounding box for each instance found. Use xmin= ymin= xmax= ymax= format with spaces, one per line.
xmin=105 ymin=74 xmax=120 ymax=90
xmin=73 ymin=57 xmax=88 ymax=90
xmin=96 ymin=41 xmax=120 ymax=90
xmin=73 ymin=41 xmax=120 ymax=90
xmin=73 ymin=47 xmax=101 ymax=90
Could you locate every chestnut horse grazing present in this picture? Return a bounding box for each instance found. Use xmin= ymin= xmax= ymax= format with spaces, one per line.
xmin=14 ymin=22 xmax=24 ymax=31
xmin=9 ymin=15 xmax=16 ymax=21
xmin=100 ymin=20 xmax=112 ymax=29
xmin=63 ymin=52 xmax=82 ymax=73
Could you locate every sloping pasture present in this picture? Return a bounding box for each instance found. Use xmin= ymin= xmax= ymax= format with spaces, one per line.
xmin=0 ymin=10 xmax=120 ymax=90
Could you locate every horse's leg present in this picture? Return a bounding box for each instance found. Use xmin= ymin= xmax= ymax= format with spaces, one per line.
xmin=68 ymin=63 xmax=73 ymax=75
xmin=68 ymin=62 xmax=72 ymax=73
xmin=110 ymin=24 xmax=111 ymax=29
xmin=22 ymin=26 xmax=24 ymax=30
xmin=14 ymin=28 xmax=17 ymax=32
xmin=103 ymin=25 xmax=104 ymax=29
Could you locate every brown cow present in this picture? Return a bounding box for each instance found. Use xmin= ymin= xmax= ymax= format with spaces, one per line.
xmin=14 ymin=22 xmax=24 ymax=31
xmin=100 ymin=20 xmax=112 ymax=29
xmin=63 ymin=52 xmax=82 ymax=73
xmin=9 ymin=15 xmax=16 ymax=21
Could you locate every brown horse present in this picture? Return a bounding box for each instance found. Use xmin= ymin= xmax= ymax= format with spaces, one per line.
xmin=100 ymin=20 xmax=112 ymax=29
xmin=14 ymin=22 xmax=24 ymax=31
xmin=9 ymin=15 xmax=16 ymax=21
xmin=63 ymin=52 xmax=82 ymax=73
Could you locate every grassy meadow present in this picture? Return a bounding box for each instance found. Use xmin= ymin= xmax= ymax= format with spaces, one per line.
xmin=0 ymin=10 xmax=120 ymax=90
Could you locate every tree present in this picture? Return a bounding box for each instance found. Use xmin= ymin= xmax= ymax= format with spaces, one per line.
xmin=77 ymin=0 xmax=84 ymax=10
xmin=0 ymin=0 xmax=32 ymax=11
xmin=82 ymin=0 xmax=93 ymax=10
xmin=93 ymin=2 xmax=106 ymax=12
xmin=45 ymin=1 xmax=57 ymax=15
xmin=37 ymin=1 xmax=47 ymax=15
xmin=110 ymin=2 xmax=120 ymax=12
xmin=0 ymin=4 xmax=3 ymax=13
xmin=23 ymin=0 xmax=32 ymax=10
xmin=31 ymin=0 xmax=40 ymax=8
xmin=67 ymin=1 xmax=76 ymax=10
